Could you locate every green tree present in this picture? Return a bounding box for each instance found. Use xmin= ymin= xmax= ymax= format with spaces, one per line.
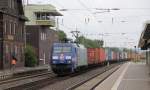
xmin=25 ymin=45 xmax=37 ymax=67
xmin=76 ymin=36 xmax=104 ymax=48
xmin=110 ymin=47 xmax=120 ymax=52
xmin=57 ymin=30 xmax=68 ymax=42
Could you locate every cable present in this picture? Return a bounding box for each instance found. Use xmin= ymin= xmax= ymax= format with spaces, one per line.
xmin=119 ymin=8 xmax=150 ymax=10
xmin=49 ymin=0 xmax=65 ymax=8
xmin=76 ymin=0 xmax=99 ymax=23
xmin=48 ymin=0 xmax=91 ymax=34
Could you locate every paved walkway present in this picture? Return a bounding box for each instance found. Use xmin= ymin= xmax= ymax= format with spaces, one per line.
xmin=95 ymin=62 xmax=150 ymax=90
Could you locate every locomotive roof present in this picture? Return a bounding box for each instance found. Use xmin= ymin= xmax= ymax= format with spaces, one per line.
xmin=53 ymin=43 xmax=86 ymax=48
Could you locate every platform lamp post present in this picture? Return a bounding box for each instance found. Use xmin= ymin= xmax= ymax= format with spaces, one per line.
xmin=134 ymin=46 xmax=137 ymax=62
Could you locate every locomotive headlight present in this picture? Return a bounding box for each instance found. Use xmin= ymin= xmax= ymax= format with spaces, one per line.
xmin=52 ymin=61 xmax=56 ymax=64
xmin=68 ymin=61 xmax=71 ymax=64
xmin=65 ymin=56 xmax=71 ymax=59
xmin=52 ymin=56 xmax=59 ymax=60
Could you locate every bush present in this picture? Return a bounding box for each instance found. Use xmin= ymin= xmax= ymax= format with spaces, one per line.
xmin=25 ymin=45 xmax=37 ymax=67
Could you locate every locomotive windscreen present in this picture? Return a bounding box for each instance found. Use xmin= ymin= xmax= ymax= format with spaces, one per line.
xmin=53 ymin=46 xmax=72 ymax=53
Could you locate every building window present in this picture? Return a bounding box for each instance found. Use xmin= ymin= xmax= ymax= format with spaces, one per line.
xmin=14 ymin=23 xmax=16 ymax=35
xmin=11 ymin=0 xmax=15 ymax=9
xmin=43 ymin=33 xmax=44 ymax=40
xmin=36 ymin=13 xmax=41 ymax=20
xmin=4 ymin=21 xmax=7 ymax=34
xmin=35 ymin=12 xmax=55 ymax=20
xmin=41 ymin=32 xmax=47 ymax=40
xmin=9 ymin=21 xmax=12 ymax=35
xmin=11 ymin=22 xmax=14 ymax=35
xmin=9 ymin=0 xmax=12 ymax=8
xmin=41 ymin=13 xmax=46 ymax=20
xmin=9 ymin=0 xmax=15 ymax=9
xmin=43 ymin=33 xmax=45 ymax=40
xmin=6 ymin=21 xmax=9 ymax=35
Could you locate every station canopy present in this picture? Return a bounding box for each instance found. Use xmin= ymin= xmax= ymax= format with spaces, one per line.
xmin=139 ymin=21 xmax=150 ymax=50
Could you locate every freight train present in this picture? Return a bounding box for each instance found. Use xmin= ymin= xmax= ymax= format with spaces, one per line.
xmin=51 ymin=43 xmax=129 ymax=75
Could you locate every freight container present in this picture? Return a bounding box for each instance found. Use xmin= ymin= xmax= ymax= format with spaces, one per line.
xmin=99 ymin=48 xmax=106 ymax=63
xmin=87 ymin=48 xmax=97 ymax=65
xmin=112 ymin=51 xmax=117 ymax=61
xmin=116 ymin=52 xmax=120 ymax=61
xmin=77 ymin=45 xmax=88 ymax=67
xmin=124 ymin=52 xmax=128 ymax=60
xmin=95 ymin=48 xmax=105 ymax=63
xmin=95 ymin=48 xmax=100 ymax=64
xmin=105 ymin=48 xmax=109 ymax=61
xmin=95 ymin=48 xmax=106 ymax=63
xmin=88 ymin=48 xmax=106 ymax=65
xmin=119 ymin=52 xmax=122 ymax=61
xmin=121 ymin=52 xmax=124 ymax=60
xmin=105 ymin=48 xmax=113 ymax=61
xmin=112 ymin=51 xmax=114 ymax=60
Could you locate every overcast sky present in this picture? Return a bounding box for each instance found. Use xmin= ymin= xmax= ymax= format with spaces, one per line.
xmin=24 ymin=0 xmax=150 ymax=48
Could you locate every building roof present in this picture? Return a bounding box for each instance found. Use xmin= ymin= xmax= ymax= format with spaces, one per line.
xmin=0 ymin=9 xmax=28 ymax=21
xmin=138 ymin=21 xmax=150 ymax=50
xmin=25 ymin=4 xmax=63 ymax=16
xmin=0 ymin=0 xmax=28 ymax=21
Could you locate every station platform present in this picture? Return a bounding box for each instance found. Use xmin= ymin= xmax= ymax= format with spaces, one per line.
xmin=0 ymin=65 xmax=50 ymax=80
xmin=95 ymin=62 xmax=150 ymax=90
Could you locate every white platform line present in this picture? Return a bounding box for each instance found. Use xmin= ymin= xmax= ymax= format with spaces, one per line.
xmin=111 ymin=62 xmax=130 ymax=90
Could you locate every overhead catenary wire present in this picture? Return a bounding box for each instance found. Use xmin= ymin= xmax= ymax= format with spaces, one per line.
xmin=76 ymin=0 xmax=100 ymax=23
xmin=119 ymin=8 xmax=150 ymax=10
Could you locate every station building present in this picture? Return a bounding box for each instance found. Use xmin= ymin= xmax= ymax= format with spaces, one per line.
xmin=24 ymin=4 xmax=62 ymax=66
xmin=0 ymin=0 xmax=27 ymax=69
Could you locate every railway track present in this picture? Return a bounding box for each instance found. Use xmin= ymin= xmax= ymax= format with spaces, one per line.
xmin=0 ymin=71 xmax=55 ymax=90
xmin=40 ymin=63 xmax=123 ymax=90
xmin=68 ymin=64 xmax=120 ymax=90
xmin=0 ymin=67 xmax=89 ymax=90
xmin=1 ymin=62 xmax=124 ymax=90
